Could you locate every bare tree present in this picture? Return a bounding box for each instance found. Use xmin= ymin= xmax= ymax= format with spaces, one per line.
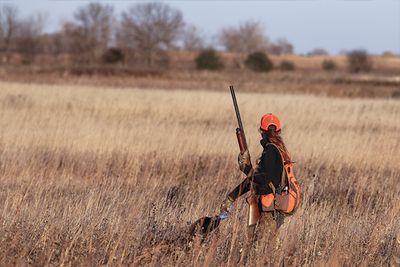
xmin=268 ymin=38 xmax=294 ymax=55
xmin=308 ymin=48 xmax=329 ymax=56
xmin=46 ymin=32 xmax=66 ymax=57
xmin=277 ymin=38 xmax=293 ymax=54
xmin=347 ymin=49 xmax=372 ymax=73
xmin=219 ymin=21 xmax=269 ymax=54
xmin=65 ymin=3 xmax=114 ymax=63
xmin=15 ymin=13 xmax=46 ymax=64
xmin=39 ymin=32 xmax=68 ymax=59
xmin=0 ymin=5 xmax=18 ymax=62
xmin=119 ymin=2 xmax=184 ymax=65
xmin=62 ymin=21 xmax=87 ymax=57
xmin=182 ymin=24 xmax=204 ymax=51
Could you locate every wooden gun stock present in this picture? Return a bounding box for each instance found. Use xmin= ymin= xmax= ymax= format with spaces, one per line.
xmin=236 ymin=128 xmax=247 ymax=153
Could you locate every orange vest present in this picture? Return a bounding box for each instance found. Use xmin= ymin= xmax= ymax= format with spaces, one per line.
xmin=260 ymin=144 xmax=301 ymax=215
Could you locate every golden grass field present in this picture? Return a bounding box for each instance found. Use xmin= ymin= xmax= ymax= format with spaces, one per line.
xmin=0 ymin=80 xmax=399 ymax=266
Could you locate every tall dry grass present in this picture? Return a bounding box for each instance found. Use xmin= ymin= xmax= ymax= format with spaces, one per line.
xmin=0 ymin=81 xmax=399 ymax=266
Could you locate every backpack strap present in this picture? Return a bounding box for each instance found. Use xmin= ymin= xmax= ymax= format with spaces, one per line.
xmin=280 ymin=165 xmax=287 ymax=189
xmin=267 ymin=181 xmax=279 ymax=220
xmin=268 ymin=182 xmax=276 ymax=195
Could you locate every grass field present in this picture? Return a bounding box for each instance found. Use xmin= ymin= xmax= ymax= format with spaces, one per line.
xmin=0 ymin=81 xmax=399 ymax=266
xmin=2 ymin=54 xmax=400 ymax=100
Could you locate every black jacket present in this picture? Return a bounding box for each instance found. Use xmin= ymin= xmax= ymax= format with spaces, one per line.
xmin=228 ymin=138 xmax=283 ymax=200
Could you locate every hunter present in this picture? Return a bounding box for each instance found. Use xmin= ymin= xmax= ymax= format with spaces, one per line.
xmin=220 ymin=113 xmax=291 ymax=239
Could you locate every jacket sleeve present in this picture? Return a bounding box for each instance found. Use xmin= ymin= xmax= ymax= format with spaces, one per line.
xmin=238 ymin=151 xmax=253 ymax=175
xmin=227 ymin=176 xmax=251 ymax=201
xmin=240 ymin=163 xmax=253 ymax=175
xmin=228 ymin=150 xmax=270 ymax=200
xmin=228 ymin=145 xmax=280 ymax=200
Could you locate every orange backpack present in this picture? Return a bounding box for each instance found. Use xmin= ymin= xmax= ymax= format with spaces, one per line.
xmin=261 ymin=144 xmax=301 ymax=215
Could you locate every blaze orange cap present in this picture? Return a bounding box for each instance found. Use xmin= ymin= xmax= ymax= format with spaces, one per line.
xmin=260 ymin=113 xmax=281 ymax=132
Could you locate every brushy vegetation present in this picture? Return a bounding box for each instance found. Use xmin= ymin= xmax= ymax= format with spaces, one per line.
xmin=245 ymin=51 xmax=274 ymax=72
xmin=347 ymin=50 xmax=373 ymax=73
xmin=101 ymin=48 xmax=125 ymax=64
xmin=195 ymin=49 xmax=224 ymax=70
xmin=0 ymin=82 xmax=399 ymax=266
xmin=279 ymin=60 xmax=296 ymax=71
xmin=322 ymin=59 xmax=337 ymax=71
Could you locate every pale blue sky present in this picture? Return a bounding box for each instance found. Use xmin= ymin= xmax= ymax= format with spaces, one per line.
xmin=3 ymin=0 xmax=400 ymax=54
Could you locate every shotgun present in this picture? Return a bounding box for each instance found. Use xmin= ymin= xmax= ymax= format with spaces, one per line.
xmin=229 ymin=85 xmax=260 ymax=227
xmin=230 ymin=85 xmax=249 ymax=155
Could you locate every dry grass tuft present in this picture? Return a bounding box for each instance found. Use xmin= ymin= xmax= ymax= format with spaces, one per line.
xmin=0 ymin=81 xmax=399 ymax=266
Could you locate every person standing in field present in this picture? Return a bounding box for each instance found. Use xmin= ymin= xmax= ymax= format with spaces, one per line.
xmin=220 ymin=113 xmax=296 ymax=241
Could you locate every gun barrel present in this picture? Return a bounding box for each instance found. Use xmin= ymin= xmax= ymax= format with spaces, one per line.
xmin=230 ymin=85 xmax=244 ymax=131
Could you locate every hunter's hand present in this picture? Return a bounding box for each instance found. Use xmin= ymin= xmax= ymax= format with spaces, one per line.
xmin=220 ymin=197 xmax=234 ymax=214
xmin=238 ymin=150 xmax=251 ymax=171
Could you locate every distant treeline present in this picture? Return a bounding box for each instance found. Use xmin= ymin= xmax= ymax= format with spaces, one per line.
xmin=0 ymin=2 xmax=396 ymax=69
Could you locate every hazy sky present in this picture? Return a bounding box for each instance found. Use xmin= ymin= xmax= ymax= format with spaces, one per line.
xmin=4 ymin=0 xmax=400 ymax=55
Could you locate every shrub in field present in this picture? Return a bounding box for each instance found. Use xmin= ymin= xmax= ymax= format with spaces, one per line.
xmin=347 ymin=50 xmax=372 ymax=73
xmin=195 ymin=49 xmax=224 ymax=70
xmin=101 ymin=48 xmax=125 ymax=64
xmin=322 ymin=59 xmax=337 ymax=71
xmin=279 ymin=60 xmax=295 ymax=71
xmin=245 ymin=51 xmax=273 ymax=72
